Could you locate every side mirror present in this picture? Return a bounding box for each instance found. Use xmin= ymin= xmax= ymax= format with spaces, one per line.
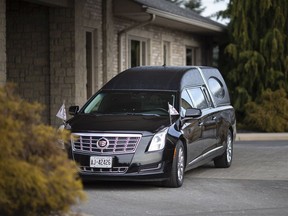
xmin=69 ymin=106 xmax=79 ymax=116
xmin=185 ymin=108 xmax=202 ymax=118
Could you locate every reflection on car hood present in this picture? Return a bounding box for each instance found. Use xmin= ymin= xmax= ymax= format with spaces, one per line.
xmin=67 ymin=114 xmax=171 ymax=133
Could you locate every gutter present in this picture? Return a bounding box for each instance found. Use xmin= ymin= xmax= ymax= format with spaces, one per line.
xmin=118 ymin=13 xmax=156 ymax=71
xmin=146 ymin=7 xmax=224 ymax=32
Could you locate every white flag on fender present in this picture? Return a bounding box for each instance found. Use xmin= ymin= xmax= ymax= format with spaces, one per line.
xmin=168 ymin=103 xmax=179 ymax=115
xmin=56 ymin=102 xmax=67 ymax=121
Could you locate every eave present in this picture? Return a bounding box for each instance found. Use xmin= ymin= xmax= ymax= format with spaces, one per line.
xmin=114 ymin=0 xmax=225 ymax=35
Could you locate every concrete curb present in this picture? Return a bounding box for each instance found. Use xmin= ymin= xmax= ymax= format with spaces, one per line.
xmin=236 ymin=133 xmax=288 ymax=141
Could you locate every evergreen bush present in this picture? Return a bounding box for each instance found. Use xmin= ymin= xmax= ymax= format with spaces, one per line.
xmin=0 ymin=84 xmax=85 ymax=216
xmin=244 ymin=88 xmax=288 ymax=132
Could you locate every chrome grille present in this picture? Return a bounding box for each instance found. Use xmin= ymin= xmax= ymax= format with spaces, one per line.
xmin=71 ymin=133 xmax=142 ymax=154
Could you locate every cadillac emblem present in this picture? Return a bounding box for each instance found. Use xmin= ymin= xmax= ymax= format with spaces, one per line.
xmin=97 ymin=137 xmax=109 ymax=149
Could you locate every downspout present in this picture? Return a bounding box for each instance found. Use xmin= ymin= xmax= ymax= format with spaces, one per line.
xmin=118 ymin=13 xmax=156 ymax=72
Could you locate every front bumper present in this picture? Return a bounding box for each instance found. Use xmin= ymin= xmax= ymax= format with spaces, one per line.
xmin=68 ymin=131 xmax=176 ymax=182
xmin=72 ymin=151 xmax=173 ymax=182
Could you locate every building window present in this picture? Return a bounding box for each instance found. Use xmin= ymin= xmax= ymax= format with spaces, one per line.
xmin=85 ymin=29 xmax=98 ymax=99
xmin=129 ymin=38 xmax=147 ymax=67
xmin=163 ymin=41 xmax=170 ymax=66
xmin=212 ymin=46 xmax=219 ymax=67
xmin=186 ymin=46 xmax=200 ymax=66
xmin=186 ymin=47 xmax=194 ymax=65
xmin=86 ymin=31 xmax=93 ymax=99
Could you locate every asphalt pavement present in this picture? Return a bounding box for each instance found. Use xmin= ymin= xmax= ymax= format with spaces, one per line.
xmin=73 ymin=140 xmax=288 ymax=216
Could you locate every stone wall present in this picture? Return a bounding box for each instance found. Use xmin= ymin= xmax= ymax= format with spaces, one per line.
xmin=49 ymin=0 xmax=104 ymax=126
xmin=6 ymin=0 xmax=76 ymax=126
xmin=0 ymin=0 xmax=5 ymax=85
xmin=6 ymin=0 xmax=50 ymax=123
xmin=75 ymin=0 xmax=103 ymax=104
xmin=6 ymin=0 xmax=104 ymax=126
xmin=4 ymin=0 xmax=213 ymax=127
xmin=49 ymin=5 xmax=75 ymax=126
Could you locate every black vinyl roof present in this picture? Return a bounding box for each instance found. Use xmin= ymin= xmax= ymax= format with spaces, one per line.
xmin=102 ymin=66 xmax=206 ymax=91
xmin=101 ymin=66 xmax=231 ymax=106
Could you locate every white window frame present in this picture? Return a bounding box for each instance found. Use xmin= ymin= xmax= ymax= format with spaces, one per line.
xmin=186 ymin=46 xmax=200 ymax=66
xmin=128 ymin=36 xmax=148 ymax=68
xmin=85 ymin=28 xmax=99 ymax=99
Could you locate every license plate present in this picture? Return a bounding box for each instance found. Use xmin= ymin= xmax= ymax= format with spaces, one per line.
xmin=90 ymin=156 xmax=112 ymax=168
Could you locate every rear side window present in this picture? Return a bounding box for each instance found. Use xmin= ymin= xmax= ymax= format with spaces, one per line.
xmin=188 ymin=88 xmax=209 ymax=109
xmin=208 ymin=77 xmax=225 ymax=99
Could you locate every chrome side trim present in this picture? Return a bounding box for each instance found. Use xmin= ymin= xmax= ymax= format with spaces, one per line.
xmin=140 ymin=163 xmax=162 ymax=172
xmin=80 ymin=166 xmax=128 ymax=174
xmin=72 ymin=133 xmax=142 ymax=137
xmin=188 ymin=146 xmax=224 ymax=166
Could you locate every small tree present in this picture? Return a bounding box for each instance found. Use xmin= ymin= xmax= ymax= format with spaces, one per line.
xmin=0 ymin=84 xmax=85 ymax=216
xmin=220 ymin=0 xmax=288 ymax=121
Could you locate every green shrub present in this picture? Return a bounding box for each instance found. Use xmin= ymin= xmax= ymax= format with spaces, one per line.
xmin=243 ymin=88 xmax=288 ymax=132
xmin=0 ymin=84 xmax=85 ymax=216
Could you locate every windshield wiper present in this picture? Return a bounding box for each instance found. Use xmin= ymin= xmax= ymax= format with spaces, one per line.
xmin=122 ymin=112 xmax=160 ymax=117
xmin=88 ymin=111 xmax=161 ymax=117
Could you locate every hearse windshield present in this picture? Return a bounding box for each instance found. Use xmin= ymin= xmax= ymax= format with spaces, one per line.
xmin=83 ymin=91 xmax=177 ymax=116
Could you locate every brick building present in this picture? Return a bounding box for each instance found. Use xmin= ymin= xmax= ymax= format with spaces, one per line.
xmin=0 ymin=0 xmax=224 ymax=126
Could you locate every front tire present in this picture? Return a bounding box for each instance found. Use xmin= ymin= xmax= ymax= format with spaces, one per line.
xmin=214 ymin=130 xmax=233 ymax=168
xmin=164 ymin=141 xmax=185 ymax=188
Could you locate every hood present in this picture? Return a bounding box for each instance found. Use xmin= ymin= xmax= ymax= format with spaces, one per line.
xmin=67 ymin=114 xmax=171 ymax=133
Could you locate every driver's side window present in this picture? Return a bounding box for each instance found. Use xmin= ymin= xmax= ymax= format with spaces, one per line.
xmin=187 ymin=88 xmax=209 ymax=109
xmin=180 ymin=90 xmax=193 ymax=117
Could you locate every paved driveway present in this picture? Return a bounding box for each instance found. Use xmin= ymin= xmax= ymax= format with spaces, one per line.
xmin=73 ymin=141 xmax=288 ymax=216
xmin=192 ymin=140 xmax=288 ymax=180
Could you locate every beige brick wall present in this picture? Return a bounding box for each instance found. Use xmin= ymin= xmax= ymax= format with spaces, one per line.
xmin=49 ymin=5 xmax=75 ymax=126
xmin=114 ymin=17 xmax=203 ymax=73
xmin=0 ymin=0 xmax=6 ymax=85
xmin=75 ymin=0 xmax=103 ymax=104
xmin=3 ymin=0 xmax=212 ymax=127
xmin=50 ymin=0 xmax=104 ymax=126
xmin=113 ymin=17 xmax=132 ymax=77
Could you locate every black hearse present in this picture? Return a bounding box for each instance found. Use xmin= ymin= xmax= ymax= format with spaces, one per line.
xmin=66 ymin=66 xmax=236 ymax=187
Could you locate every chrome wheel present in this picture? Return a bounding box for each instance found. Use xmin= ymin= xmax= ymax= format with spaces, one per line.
xmin=164 ymin=142 xmax=185 ymax=187
xmin=214 ymin=130 xmax=233 ymax=168
xmin=226 ymin=132 xmax=232 ymax=163
xmin=177 ymin=146 xmax=185 ymax=183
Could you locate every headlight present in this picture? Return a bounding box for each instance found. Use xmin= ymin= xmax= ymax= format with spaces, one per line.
xmin=148 ymin=128 xmax=169 ymax=152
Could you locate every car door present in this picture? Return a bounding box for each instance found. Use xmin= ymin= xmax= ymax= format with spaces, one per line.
xmin=180 ymin=89 xmax=203 ymax=164
xmin=187 ymin=87 xmax=218 ymax=155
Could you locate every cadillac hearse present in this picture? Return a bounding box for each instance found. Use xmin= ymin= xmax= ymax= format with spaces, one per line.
xmin=65 ymin=66 xmax=236 ymax=187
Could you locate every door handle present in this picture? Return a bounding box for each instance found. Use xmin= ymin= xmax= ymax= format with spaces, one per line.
xmin=198 ymin=121 xmax=204 ymax=126
xmin=212 ymin=116 xmax=216 ymax=120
